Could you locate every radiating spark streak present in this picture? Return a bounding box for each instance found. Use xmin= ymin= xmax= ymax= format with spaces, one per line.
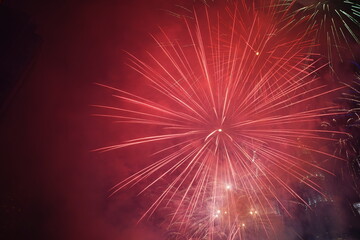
xmin=113 ymin=94 xmax=204 ymax=124
xmin=126 ymin=56 xmax=208 ymax=120
xmin=187 ymin=12 xmax=217 ymax=116
xmin=96 ymin=83 xmax=204 ymax=125
xmin=140 ymin=143 xmax=214 ymax=223
xmin=94 ymin=131 xmax=201 ymax=152
xmin=248 ymin=80 xmax=343 ymax=118
xmin=151 ymin=32 xmax=209 ymax=117
xmin=144 ymin=52 xmax=209 ymax=123
xmin=231 ymin=110 xmax=336 ymax=128
xmin=109 ymin=138 xmax=207 ymax=198
xmin=231 ymin=57 xmax=322 ymax=118
xmin=91 ymin=105 xmax=180 ymax=123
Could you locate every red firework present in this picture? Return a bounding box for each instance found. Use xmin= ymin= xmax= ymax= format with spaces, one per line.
xmin=94 ymin=2 xmax=347 ymax=239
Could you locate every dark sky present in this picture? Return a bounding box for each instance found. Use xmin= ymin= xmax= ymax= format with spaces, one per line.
xmin=0 ymin=1 xmax=359 ymax=240
xmin=0 ymin=0 xmax=180 ymax=239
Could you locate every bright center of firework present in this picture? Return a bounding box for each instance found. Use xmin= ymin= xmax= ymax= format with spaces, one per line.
xmin=205 ymin=128 xmax=225 ymax=142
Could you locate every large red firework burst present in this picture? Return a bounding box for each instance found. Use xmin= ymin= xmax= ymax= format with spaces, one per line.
xmin=95 ymin=1 xmax=347 ymax=238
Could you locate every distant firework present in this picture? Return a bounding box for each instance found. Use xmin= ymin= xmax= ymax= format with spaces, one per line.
xmin=344 ymin=75 xmax=360 ymax=126
xmin=320 ymin=74 xmax=360 ymax=156
xmin=95 ymin=2 xmax=347 ymax=238
xmin=280 ymin=0 xmax=360 ymax=64
xmin=334 ymin=75 xmax=360 ymax=194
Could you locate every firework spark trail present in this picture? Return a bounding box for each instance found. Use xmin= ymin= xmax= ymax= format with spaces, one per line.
xmin=95 ymin=2 xmax=348 ymax=239
xmin=279 ymin=0 xmax=360 ymax=65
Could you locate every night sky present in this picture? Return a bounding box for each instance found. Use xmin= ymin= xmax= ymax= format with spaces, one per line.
xmin=0 ymin=0 xmax=178 ymax=239
xmin=0 ymin=1 xmax=359 ymax=240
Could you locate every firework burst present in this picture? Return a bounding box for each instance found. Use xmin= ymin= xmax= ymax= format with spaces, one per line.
xmin=95 ymin=2 xmax=347 ymax=238
xmin=280 ymin=0 xmax=360 ymax=65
